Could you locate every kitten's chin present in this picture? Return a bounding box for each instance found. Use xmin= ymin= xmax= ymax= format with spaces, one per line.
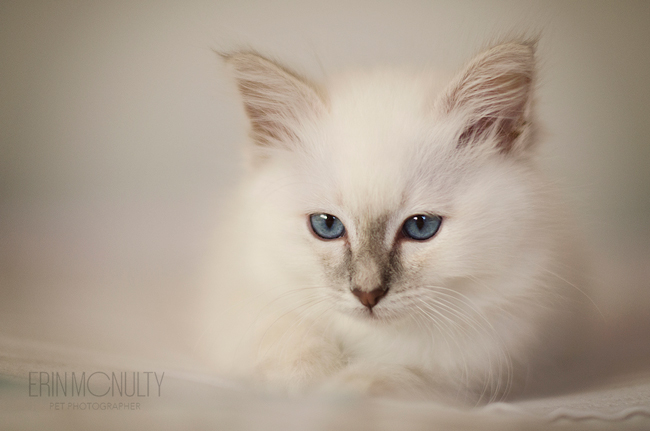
xmin=344 ymin=306 xmax=403 ymax=324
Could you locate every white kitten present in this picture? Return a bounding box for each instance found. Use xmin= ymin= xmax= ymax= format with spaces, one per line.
xmin=194 ymin=42 xmax=592 ymax=404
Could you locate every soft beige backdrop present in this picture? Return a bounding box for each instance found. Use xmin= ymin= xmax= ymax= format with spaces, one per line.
xmin=1 ymin=1 xmax=649 ymax=370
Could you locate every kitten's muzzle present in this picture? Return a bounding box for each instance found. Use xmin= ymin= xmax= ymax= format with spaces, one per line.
xmin=351 ymin=287 xmax=387 ymax=309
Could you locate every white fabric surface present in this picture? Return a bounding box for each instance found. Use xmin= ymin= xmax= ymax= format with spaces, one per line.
xmin=2 ymin=335 xmax=649 ymax=431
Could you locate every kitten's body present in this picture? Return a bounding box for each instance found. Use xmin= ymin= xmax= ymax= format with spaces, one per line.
xmin=195 ymin=43 xmax=592 ymax=404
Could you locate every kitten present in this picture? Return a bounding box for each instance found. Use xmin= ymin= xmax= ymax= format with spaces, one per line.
xmin=194 ymin=41 xmax=591 ymax=404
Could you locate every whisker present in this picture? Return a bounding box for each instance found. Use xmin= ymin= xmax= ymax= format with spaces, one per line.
xmin=536 ymin=265 xmax=605 ymax=320
xmin=411 ymin=301 xmax=471 ymax=401
xmin=416 ymin=284 xmax=514 ymax=402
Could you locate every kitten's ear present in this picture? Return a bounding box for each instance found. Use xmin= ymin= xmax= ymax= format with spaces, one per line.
xmin=439 ymin=42 xmax=536 ymax=155
xmin=222 ymin=51 xmax=327 ymax=150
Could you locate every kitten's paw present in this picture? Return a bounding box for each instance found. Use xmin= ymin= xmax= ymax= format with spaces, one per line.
xmin=253 ymin=337 xmax=344 ymax=394
xmin=320 ymin=363 xmax=437 ymax=400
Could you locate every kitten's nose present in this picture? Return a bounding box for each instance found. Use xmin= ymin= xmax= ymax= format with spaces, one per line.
xmin=352 ymin=287 xmax=387 ymax=309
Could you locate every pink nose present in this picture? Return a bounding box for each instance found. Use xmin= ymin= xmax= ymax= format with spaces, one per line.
xmin=352 ymin=287 xmax=387 ymax=309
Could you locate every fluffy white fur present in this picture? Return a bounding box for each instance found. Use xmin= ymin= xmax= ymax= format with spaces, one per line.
xmin=194 ymin=42 xmax=591 ymax=404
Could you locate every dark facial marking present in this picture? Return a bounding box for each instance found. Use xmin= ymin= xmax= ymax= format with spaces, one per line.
xmin=347 ymin=214 xmax=403 ymax=294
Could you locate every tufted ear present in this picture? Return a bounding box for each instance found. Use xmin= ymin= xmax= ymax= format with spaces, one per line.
xmin=222 ymin=51 xmax=327 ymax=151
xmin=439 ymin=42 xmax=536 ymax=155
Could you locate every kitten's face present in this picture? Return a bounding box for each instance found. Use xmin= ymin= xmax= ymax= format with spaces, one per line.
xmin=226 ymin=43 xmax=540 ymax=324
xmin=284 ymin=75 xmax=540 ymax=323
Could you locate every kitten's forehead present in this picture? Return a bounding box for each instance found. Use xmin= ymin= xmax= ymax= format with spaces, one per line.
xmin=315 ymin=71 xmax=454 ymax=214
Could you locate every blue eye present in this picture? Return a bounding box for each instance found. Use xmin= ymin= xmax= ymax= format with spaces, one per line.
xmin=402 ymin=214 xmax=442 ymax=241
xmin=309 ymin=213 xmax=345 ymax=240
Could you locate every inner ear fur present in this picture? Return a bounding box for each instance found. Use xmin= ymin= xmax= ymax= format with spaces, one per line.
xmin=440 ymin=42 xmax=536 ymax=155
xmin=222 ymin=51 xmax=327 ymax=150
